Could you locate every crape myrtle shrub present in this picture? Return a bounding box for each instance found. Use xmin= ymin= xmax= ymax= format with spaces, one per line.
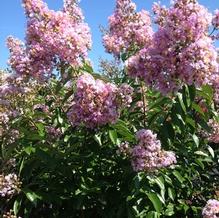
xmin=1 ymin=0 xmax=219 ymax=217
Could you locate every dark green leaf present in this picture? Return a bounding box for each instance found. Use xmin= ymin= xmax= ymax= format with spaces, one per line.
xmin=147 ymin=192 xmax=162 ymax=213
xmin=13 ymin=197 xmax=22 ymax=215
xmin=173 ymin=170 xmax=185 ymax=184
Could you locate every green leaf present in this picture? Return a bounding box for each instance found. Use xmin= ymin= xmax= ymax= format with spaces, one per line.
xmin=163 ymin=175 xmax=173 ymax=186
xmin=168 ymin=187 xmax=175 ymax=201
xmin=94 ymin=134 xmax=102 ymax=146
xmin=176 ymin=114 xmax=185 ymax=125
xmin=191 ymin=206 xmax=199 ymax=214
xmin=146 ymin=211 xmax=160 ymax=218
xmin=207 ymin=145 xmax=215 ymax=158
xmin=35 ymin=123 xmax=45 ymax=137
xmin=160 ymin=122 xmax=175 ymax=142
xmin=109 ymin=130 xmax=118 ymax=144
xmin=24 ymin=146 xmax=36 ymax=155
xmin=112 ymin=120 xmax=134 ymax=141
xmin=195 ymin=159 xmax=205 ymax=170
xmin=177 ymin=93 xmax=186 ymax=113
xmin=186 ymin=117 xmax=196 ymax=128
xmin=194 ymin=151 xmax=208 ymax=157
xmin=64 ymin=135 xmax=71 ymax=143
xmin=19 ymin=157 xmax=24 ymax=175
xmin=147 ymin=192 xmax=162 ymax=213
xmin=149 ymin=97 xmax=170 ymax=110
xmin=154 ymin=176 xmax=165 ymax=190
xmin=23 ymin=188 xmax=42 ymax=205
xmin=13 ymin=197 xmax=22 ymax=215
xmin=164 ymin=203 xmax=175 ymax=216
xmin=173 ymin=170 xmax=185 ymax=184
xmin=188 ymin=85 xmax=196 ymax=103
xmin=197 ymin=118 xmax=211 ymax=132
xmin=192 ymin=134 xmax=199 ymax=147
xmin=26 ymin=192 xmax=36 ymax=202
xmin=58 ymin=115 xmax=64 ymax=124
xmin=83 ymin=62 xmax=93 ymax=73
xmin=25 ymin=132 xmax=44 ymax=141
xmin=201 ymin=85 xmax=213 ymax=101
xmin=183 ymin=203 xmax=190 ymax=213
xmin=192 ymin=103 xmax=204 ymax=116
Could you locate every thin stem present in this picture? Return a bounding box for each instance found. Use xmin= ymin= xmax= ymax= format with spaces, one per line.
xmin=209 ymin=27 xmax=216 ymax=36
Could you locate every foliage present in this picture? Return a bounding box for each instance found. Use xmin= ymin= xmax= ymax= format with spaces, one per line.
xmin=1 ymin=65 xmax=219 ymax=217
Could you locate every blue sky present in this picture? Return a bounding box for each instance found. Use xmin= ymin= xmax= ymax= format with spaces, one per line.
xmin=0 ymin=0 xmax=218 ymax=71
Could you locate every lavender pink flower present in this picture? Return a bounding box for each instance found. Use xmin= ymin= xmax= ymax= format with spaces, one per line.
xmin=212 ymin=10 xmax=219 ymax=29
xmin=3 ymin=210 xmax=22 ymax=218
xmin=131 ymin=129 xmax=176 ymax=172
xmin=46 ymin=126 xmax=62 ymax=139
xmin=127 ymin=0 xmax=217 ymax=94
xmin=0 ymin=173 xmax=21 ymax=198
xmin=67 ymin=73 xmax=119 ymax=128
xmin=7 ymin=0 xmax=91 ymax=78
xmin=103 ymin=0 xmax=153 ymax=56
xmin=67 ymin=73 xmax=133 ymax=128
xmin=207 ymin=119 xmax=219 ymax=143
xmin=118 ymin=83 xmax=134 ymax=108
xmin=202 ymin=199 xmax=219 ymax=218
xmin=117 ymin=141 xmax=131 ymax=156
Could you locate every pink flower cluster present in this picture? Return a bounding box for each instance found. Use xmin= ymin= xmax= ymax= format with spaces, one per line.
xmin=131 ymin=129 xmax=176 ymax=172
xmin=127 ymin=0 xmax=218 ymax=94
xmin=0 ymin=173 xmax=21 ymax=198
xmin=7 ymin=35 xmax=54 ymax=79
xmin=202 ymin=199 xmax=219 ymax=218
xmin=7 ymin=0 xmax=91 ymax=78
xmin=68 ymin=73 xmax=133 ymax=128
xmin=0 ymin=74 xmax=29 ymax=99
xmin=0 ymin=73 xmax=43 ymax=147
xmin=67 ymin=73 xmax=119 ymax=128
xmin=0 ymin=74 xmax=24 ymax=135
xmin=46 ymin=126 xmax=62 ymax=139
xmin=118 ymin=83 xmax=134 ymax=108
xmin=103 ymin=0 xmax=153 ymax=56
xmin=207 ymin=119 xmax=219 ymax=143
xmin=0 ymin=73 xmax=30 ymax=124
xmin=212 ymin=10 xmax=219 ymax=29
xmin=117 ymin=141 xmax=131 ymax=156
xmin=3 ymin=210 xmax=22 ymax=218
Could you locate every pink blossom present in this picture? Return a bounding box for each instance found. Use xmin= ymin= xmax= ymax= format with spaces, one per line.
xmin=46 ymin=126 xmax=62 ymax=139
xmin=117 ymin=141 xmax=131 ymax=156
xmin=212 ymin=10 xmax=219 ymax=29
xmin=207 ymin=119 xmax=219 ymax=143
xmin=118 ymin=83 xmax=133 ymax=108
xmin=68 ymin=73 xmax=133 ymax=128
xmin=103 ymin=0 xmax=153 ymax=56
xmin=202 ymin=199 xmax=219 ymax=218
xmin=0 ymin=173 xmax=21 ymax=198
xmin=7 ymin=0 xmax=91 ymax=78
xmin=131 ymin=129 xmax=176 ymax=172
xmin=127 ymin=0 xmax=217 ymax=94
xmin=67 ymin=73 xmax=119 ymax=128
